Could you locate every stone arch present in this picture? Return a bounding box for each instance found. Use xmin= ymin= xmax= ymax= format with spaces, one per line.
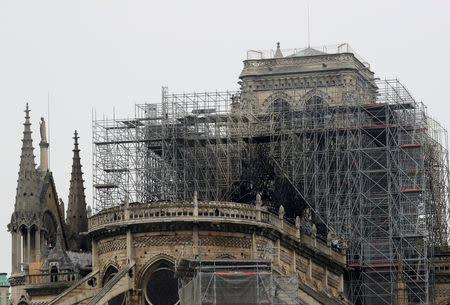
xmin=137 ymin=253 xmax=176 ymax=287
xmin=101 ymin=261 xmax=121 ymax=286
xmin=262 ymin=91 xmax=295 ymax=113
xmin=299 ymin=89 xmax=332 ymax=106
xmin=140 ymin=256 xmax=178 ymax=305
xmin=102 ymin=265 xmax=126 ymax=305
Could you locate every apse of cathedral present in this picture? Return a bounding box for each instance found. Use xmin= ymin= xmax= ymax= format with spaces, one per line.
xmin=6 ymin=44 xmax=450 ymax=305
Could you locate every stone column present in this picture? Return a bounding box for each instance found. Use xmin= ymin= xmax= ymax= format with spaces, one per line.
xmin=251 ymin=232 xmax=257 ymax=259
xmin=291 ymin=250 xmax=296 ymax=274
xmin=35 ymin=229 xmax=41 ymax=262
xmin=276 ymin=239 xmax=281 ymax=265
xmin=126 ymin=230 xmax=135 ymax=263
xmin=17 ymin=232 xmax=22 ymax=272
xmin=27 ymin=229 xmax=31 ymax=265
xmin=11 ymin=232 xmax=17 ymax=274
xmin=92 ymin=239 xmax=98 ymax=269
xmin=193 ymin=225 xmax=199 ymax=256
xmin=22 ymin=231 xmax=27 ymax=266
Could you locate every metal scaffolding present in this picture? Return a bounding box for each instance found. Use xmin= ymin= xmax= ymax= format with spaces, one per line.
xmin=175 ymin=246 xmax=300 ymax=305
xmin=92 ymin=79 xmax=449 ymax=305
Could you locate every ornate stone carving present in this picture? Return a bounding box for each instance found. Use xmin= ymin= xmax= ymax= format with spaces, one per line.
xmin=133 ymin=235 xmax=192 ymax=248
xmin=98 ymin=238 xmax=127 ymax=255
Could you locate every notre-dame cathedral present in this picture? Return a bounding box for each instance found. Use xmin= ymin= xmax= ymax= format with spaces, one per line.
xmin=7 ymin=43 xmax=450 ymax=305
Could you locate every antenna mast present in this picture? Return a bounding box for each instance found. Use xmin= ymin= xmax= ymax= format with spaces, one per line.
xmin=307 ymin=1 xmax=311 ymax=47
xmin=47 ymin=91 xmax=50 ymax=168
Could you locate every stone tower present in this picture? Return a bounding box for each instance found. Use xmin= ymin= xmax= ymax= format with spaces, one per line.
xmin=238 ymin=42 xmax=377 ymax=114
xmin=8 ymin=105 xmax=66 ymax=283
xmin=65 ymin=130 xmax=89 ymax=251
xmin=9 ymin=104 xmax=40 ymax=274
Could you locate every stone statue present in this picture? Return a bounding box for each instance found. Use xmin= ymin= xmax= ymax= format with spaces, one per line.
xmin=40 ymin=117 xmax=47 ymax=143
xmin=255 ymin=193 xmax=262 ymax=209
xmin=278 ymin=205 xmax=285 ymax=220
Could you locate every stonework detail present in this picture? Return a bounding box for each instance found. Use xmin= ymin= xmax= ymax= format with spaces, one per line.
xmin=199 ymin=235 xmax=252 ymax=249
xmin=312 ymin=263 xmax=325 ymax=282
xmin=295 ymin=255 xmax=308 ymax=274
xmin=134 ymin=234 xmax=192 ymax=248
xmin=280 ymin=248 xmax=292 ymax=265
xmin=327 ymin=272 xmax=340 ymax=289
xmin=98 ymin=238 xmax=127 ymax=255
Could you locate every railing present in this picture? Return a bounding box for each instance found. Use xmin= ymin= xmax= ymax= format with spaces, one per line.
xmin=26 ymin=271 xmax=79 ymax=285
xmin=88 ymin=201 xmax=343 ymax=260
xmin=245 ymin=43 xmax=369 ymax=68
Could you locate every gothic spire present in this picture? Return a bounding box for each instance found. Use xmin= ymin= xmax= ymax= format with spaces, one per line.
xmin=20 ymin=103 xmax=36 ymax=173
xmin=66 ymin=130 xmax=89 ymax=251
xmin=15 ymin=103 xmax=38 ymax=210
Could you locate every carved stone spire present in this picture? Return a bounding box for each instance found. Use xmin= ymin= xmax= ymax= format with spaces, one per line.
xmin=15 ymin=104 xmax=39 ymax=211
xmin=66 ymin=130 xmax=89 ymax=251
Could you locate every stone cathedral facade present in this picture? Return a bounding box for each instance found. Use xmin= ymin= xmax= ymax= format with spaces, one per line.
xmin=7 ymin=105 xmax=350 ymax=305
xmin=6 ymin=43 xmax=449 ymax=305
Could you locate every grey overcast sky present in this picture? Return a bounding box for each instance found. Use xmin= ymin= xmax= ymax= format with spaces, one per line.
xmin=1 ymin=0 xmax=449 ymax=275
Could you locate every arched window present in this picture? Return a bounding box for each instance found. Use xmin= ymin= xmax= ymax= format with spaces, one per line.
xmin=103 ymin=266 xmax=126 ymax=305
xmin=305 ymin=95 xmax=325 ymax=109
xmin=143 ymin=260 xmax=178 ymax=305
xmin=304 ymin=96 xmax=327 ymax=129
xmin=269 ymin=99 xmax=291 ymax=131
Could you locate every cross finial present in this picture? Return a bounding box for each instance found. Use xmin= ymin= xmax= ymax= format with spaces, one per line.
xmin=25 ymin=103 xmax=30 ymax=118
xmin=73 ymin=130 xmax=79 ymax=145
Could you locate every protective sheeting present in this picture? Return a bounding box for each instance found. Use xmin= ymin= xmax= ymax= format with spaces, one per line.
xmin=179 ymin=272 xmax=299 ymax=305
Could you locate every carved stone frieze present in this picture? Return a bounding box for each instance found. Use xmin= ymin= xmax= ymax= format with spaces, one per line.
xmin=98 ymin=238 xmax=127 ymax=255
xmin=199 ymin=235 xmax=251 ymax=249
xmin=133 ymin=235 xmax=192 ymax=248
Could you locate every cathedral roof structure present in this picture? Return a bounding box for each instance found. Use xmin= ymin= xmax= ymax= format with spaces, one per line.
xmin=289 ymin=47 xmax=326 ymax=57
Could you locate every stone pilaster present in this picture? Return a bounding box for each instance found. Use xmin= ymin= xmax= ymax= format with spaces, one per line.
xmin=11 ymin=232 xmax=17 ymax=274
xmin=35 ymin=229 xmax=41 ymax=262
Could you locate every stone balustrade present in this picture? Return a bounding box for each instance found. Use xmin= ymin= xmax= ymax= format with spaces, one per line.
xmin=88 ymin=201 xmax=344 ymax=261
xmin=25 ymin=271 xmax=79 ymax=285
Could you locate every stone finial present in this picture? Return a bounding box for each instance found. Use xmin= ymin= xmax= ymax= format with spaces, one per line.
xmin=327 ymin=231 xmax=332 ymax=246
xmin=193 ymin=191 xmax=198 ymax=204
xmin=255 ymin=193 xmax=262 ymax=209
xmin=193 ymin=191 xmax=198 ymax=217
xmin=278 ymin=205 xmax=285 ymax=220
xmin=274 ymin=42 xmax=284 ymax=59
xmin=395 ymin=251 xmax=408 ymax=305
xmin=312 ymin=223 xmax=317 ymax=235
xmin=305 ymin=207 xmax=312 ymax=221
xmin=87 ymin=206 xmax=92 ymax=218
xmin=124 ymin=195 xmax=130 ymax=209
xmin=295 ymin=216 xmax=301 ymax=228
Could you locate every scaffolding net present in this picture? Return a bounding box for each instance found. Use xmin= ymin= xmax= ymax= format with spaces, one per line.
xmin=176 ymin=258 xmax=299 ymax=305
xmin=93 ymin=79 xmax=450 ymax=305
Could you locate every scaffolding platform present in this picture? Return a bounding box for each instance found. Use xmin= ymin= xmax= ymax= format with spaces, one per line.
xmin=92 ymin=79 xmax=450 ymax=305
